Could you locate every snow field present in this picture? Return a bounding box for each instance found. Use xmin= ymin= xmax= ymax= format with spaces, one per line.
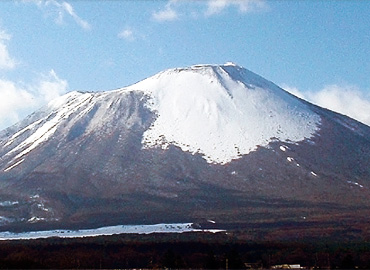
xmin=0 ymin=223 xmax=224 ymax=240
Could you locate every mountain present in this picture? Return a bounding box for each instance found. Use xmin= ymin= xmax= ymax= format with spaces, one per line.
xmin=0 ymin=63 xmax=370 ymax=236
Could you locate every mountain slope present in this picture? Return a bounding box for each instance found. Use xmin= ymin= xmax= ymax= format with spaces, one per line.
xmin=0 ymin=63 xmax=369 ymax=234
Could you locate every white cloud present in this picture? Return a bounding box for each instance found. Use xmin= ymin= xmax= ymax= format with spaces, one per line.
xmin=0 ymin=25 xmax=68 ymax=131
xmin=283 ymin=84 xmax=370 ymax=127
xmin=0 ymin=80 xmax=35 ymax=129
xmin=152 ymin=0 xmax=267 ymax=22
xmin=0 ymin=70 xmax=68 ymax=130
xmin=36 ymin=69 xmax=68 ymax=102
xmin=59 ymin=1 xmax=91 ymax=30
xmin=281 ymin=85 xmax=305 ymax=99
xmin=0 ymin=30 xmax=16 ymax=70
xmin=205 ymin=0 xmax=268 ymax=16
xmin=152 ymin=1 xmax=179 ymax=22
xmin=118 ymin=28 xmax=135 ymax=41
xmin=23 ymin=0 xmax=91 ymax=30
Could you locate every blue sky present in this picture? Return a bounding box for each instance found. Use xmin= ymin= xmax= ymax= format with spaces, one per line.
xmin=0 ymin=0 xmax=370 ymax=130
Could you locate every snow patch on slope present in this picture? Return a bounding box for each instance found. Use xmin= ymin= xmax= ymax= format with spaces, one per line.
xmin=129 ymin=64 xmax=321 ymax=164
xmin=4 ymin=119 xmax=43 ymax=147
xmin=0 ymin=223 xmax=223 ymax=240
xmin=4 ymin=92 xmax=93 ymax=164
xmin=4 ymin=159 xmax=24 ymax=172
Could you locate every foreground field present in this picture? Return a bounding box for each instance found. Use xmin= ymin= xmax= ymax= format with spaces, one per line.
xmin=0 ymin=231 xmax=369 ymax=269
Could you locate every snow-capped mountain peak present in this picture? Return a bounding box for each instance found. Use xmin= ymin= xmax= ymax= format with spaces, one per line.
xmin=128 ymin=63 xmax=321 ymax=164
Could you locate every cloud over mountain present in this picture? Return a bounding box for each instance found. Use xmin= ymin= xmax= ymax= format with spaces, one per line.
xmin=0 ymin=29 xmax=16 ymax=70
xmin=0 ymin=70 xmax=68 ymax=130
xmin=0 ymin=25 xmax=68 ymax=130
xmin=283 ymin=84 xmax=370 ymax=126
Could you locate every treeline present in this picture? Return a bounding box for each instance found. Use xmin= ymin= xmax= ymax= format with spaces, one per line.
xmin=0 ymin=232 xmax=369 ymax=269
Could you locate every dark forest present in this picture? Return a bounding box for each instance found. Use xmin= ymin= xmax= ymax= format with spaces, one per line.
xmin=0 ymin=232 xmax=369 ymax=269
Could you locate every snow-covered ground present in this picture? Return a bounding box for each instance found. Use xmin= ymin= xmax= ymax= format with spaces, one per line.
xmin=0 ymin=223 xmax=224 ymax=241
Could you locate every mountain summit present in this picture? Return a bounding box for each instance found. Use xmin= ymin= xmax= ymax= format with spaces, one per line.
xmin=128 ymin=63 xmax=320 ymax=164
xmin=0 ymin=63 xmax=369 ymax=235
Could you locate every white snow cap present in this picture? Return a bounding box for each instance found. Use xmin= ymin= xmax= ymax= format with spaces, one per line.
xmin=224 ymin=61 xmax=237 ymax=66
xmin=129 ymin=63 xmax=321 ymax=164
